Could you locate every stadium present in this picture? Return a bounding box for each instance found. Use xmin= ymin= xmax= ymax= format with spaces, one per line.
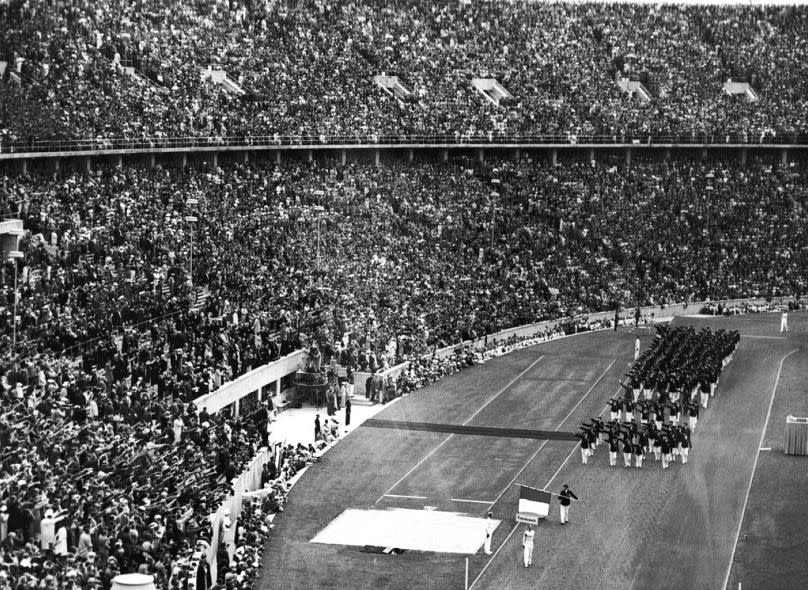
xmin=1 ymin=0 xmax=808 ymax=590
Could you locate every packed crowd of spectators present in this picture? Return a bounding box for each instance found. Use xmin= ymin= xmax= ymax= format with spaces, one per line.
xmin=1 ymin=153 xmax=806 ymax=590
xmin=2 ymin=1 xmax=808 ymax=145
xmin=3 ymin=155 xmax=806 ymax=377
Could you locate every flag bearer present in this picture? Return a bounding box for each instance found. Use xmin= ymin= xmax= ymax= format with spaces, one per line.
xmin=558 ymin=484 xmax=578 ymax=524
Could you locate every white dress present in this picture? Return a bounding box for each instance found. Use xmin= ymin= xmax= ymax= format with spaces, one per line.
xmin=522 ymin=529 xmax=534 ymax=566
xmin=55 ymin=526 xmax=68 ymax=555
xmin=40 ymin=517 xmax=56 ymax=550
xmin=173 ymin=418 xmax=184 ymax=443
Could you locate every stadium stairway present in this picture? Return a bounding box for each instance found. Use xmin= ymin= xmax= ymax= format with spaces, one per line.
xmin=373 ymin=75 xmax=414 ymax=103
xmin=190 ymin=285 xmax=210 ymax=312
xmin=350 ymin=395 xmax=376 ymax=407
xmin=200 ymin=66 xmax=246 ymax=95
xmin=471 ymin=78 xmax=513 ymax=106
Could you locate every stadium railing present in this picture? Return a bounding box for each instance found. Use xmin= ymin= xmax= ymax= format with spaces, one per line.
xmin=1 ymin=133 xmax=807 ymax=157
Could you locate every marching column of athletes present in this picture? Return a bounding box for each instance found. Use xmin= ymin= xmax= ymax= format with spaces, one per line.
xmin=483 ymin=326 xmax=741 ymax=567
xmin=577 ymin=326 xmax=740 ymax=469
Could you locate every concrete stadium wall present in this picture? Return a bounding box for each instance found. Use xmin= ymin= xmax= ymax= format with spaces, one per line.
xmin=2 ymin=143 xmax=807 ymax=176
xmin=193 ymin=350 xmax=307 ymax=414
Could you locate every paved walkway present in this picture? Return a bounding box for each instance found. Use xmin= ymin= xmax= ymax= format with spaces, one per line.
xmin=268 ymin=395 xmax=399 ymax=446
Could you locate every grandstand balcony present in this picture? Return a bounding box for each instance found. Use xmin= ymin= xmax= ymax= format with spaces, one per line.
xmin=0 ymin=220 xmax=24 ymax=258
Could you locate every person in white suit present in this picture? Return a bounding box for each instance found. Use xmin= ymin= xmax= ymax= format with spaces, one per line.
xmin=522 ymin=525 xmax=534 ymax=567
xmin=483 ymin=512 xmax=495 ymax=555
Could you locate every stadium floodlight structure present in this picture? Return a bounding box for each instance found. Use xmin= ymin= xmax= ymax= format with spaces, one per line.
xmin=184 ymin=215 xmax=198 ymax=288
xmin=490 ymin=191 xmax=500 ymax=247
xmin=312 ymin=205 xmax=325 ymax=270
xmin=8 ymin=249 xmax=24 ymax=352
xmin=185 ymin=198 xmax=199 ymax=288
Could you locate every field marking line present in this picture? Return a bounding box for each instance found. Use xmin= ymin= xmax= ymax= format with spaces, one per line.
xmin=743 ymin=335 xmax=786 ymax=340
xmin=759 ymin=447 xmax=772 ymax=451
xmin=452 ymin=498 xmax=496 ymax=504
xmin=468 ymin=436 xmax=588 ymax=590
xmin=469 ymin=367 xmax=621 ymax=590
xmin=375 ymin=354 xmax=546 ymax=503
xmin=721 ymin=348 xmax=798 ymax=590
xmin=382 ymin=494 xmax=427 ymax=500
xmin=487 ymin=359 xmax=616 ymax=508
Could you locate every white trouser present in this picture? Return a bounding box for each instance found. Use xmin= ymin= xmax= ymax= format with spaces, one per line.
xmin=635 ymin=454 xmax=643 ymax=468
xmin=781 ymin=317 xmax=788 ymax=332
xmin=689 ymin=416 xmax=697 ymax=430
xmin=523 ymin=543 xmax=533 ymax=566
xmin=681 ymin=447 xmax=689 ymax=463
xmin=560 ymin=504 xmax=570 ymax=524
xmin=610 ymin=410 xmax=619 ymax=421
xmin=623 ymin=452 xmax=632 ymax=467
xmin=484 ymin=533 xmax=492 ymax=554
xmin=609 ymin=451 xmax=617 ymax=465
xmin=581 ymin=447 xmax=588 ymax=464
xmin=701 ymin=392 xmax=709 ymax=408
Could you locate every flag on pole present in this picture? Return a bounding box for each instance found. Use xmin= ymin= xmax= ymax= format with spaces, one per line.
xmin=516 ymin=485 xmax=551 ymax=524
